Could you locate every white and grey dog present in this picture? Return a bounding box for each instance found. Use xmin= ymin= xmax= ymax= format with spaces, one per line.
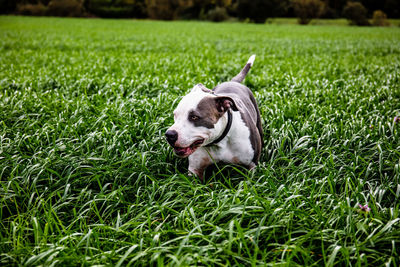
xmin=165 ymin=55 xmax=263 ymax=181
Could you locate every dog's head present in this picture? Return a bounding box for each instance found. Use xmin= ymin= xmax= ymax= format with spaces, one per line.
xmin=165 ymin=84 xmax=238 ymax=157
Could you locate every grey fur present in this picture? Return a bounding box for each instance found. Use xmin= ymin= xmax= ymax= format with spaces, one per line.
xmin=190 ymin=97 xmax=221 ymax=129
xmin=231 ymin=63 xmax=252 ymax=83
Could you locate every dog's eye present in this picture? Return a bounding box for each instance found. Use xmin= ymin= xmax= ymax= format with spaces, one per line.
xmin=189 ymin=115 xmax=200 ymax=121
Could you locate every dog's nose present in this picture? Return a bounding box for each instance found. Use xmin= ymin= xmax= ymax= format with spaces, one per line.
xmin=165 ymin=130 xmax=178 ymax=145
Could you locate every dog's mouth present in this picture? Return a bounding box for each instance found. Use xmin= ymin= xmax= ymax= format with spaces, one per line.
xmin=173 ymin=139 xmax=204 ymax=157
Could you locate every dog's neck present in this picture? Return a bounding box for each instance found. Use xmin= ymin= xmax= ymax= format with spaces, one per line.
xmin=206 ymin=109 xmax=232 ymax=147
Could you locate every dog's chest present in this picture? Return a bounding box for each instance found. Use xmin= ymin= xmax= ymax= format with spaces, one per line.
xmin=206 ymin=115 xmax=254 ymax=165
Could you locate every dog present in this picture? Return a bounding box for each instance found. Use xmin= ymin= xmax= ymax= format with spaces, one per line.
xmin=165 ymin=55 xmax=263 ymax=181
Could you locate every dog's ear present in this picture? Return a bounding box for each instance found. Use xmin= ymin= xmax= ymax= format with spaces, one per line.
xmin=214 ymin=96 xmax=238 ymax=112
xmin=191 ymin=83 xmax=212 ymax=93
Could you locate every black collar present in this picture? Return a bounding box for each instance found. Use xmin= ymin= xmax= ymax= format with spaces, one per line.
xmin=206 ymin=109 xmax=232 ymax=147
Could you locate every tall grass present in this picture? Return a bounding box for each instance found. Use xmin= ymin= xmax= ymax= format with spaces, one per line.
xmin=0 ymin=16 xmax=399 ymax=265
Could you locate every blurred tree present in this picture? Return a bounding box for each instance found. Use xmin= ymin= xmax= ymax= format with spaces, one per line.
xmin=47 ymin=0 xmax=85 ymax=16
xmin=343 ymin=1 xmax=370 ymax=25
xmin=236 ymin=0 xmax=290 ymax=23
xmin=1 ymin=0 xmax=44 ymax=14
xmin=4 ymin=0 xmax=400 ymax=19
xmin=292 ymin=0 xmax=325 ymax=24
xmin=199 ymin=0 xmax=232 ymax=20
xmin=372 ymin=10 xmax=390 ymax=26
xmin=320 ymin=0 xmax=346 ymax=18
xmin=348 ymin=0 xmax=400 ymax=18
xmin=145 ymin=0 xmax=178 ymax=20
xmin=206 ymin=6 xmax=229 ymax=21
xmin=145 ymin=0 xmax=232 ymax=20
xmin=16 ymin=2 xmax=48 ymax=15
xmin=86 ymin=0 xmax=146 ymax=18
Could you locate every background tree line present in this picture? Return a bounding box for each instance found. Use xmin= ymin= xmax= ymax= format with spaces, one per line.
xmin=1 ymin=0 xmax=399 ymax=25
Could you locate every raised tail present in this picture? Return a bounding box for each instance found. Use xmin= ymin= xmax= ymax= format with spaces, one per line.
xmin=231 ymin=55 xmax=255 ymax=83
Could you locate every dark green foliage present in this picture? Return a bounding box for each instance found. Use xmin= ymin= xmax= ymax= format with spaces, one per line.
xmin=15 ymin=0 xmax=85 ymax=17
xmin=144 ymin=0 xmax=231 ymax=21
xmin=145 ymin=0 xmax=178 ymax=20
xmin=4 ymin=0 xmax=400 ymax=19
xmin=86 ymin=0 xmax=146 ymax=18
xmin=16 ymin=2 xmax=48 ymax=16
xmin=237 ymin=0 xmax=290 ymax=23
xmin=47 ymin=0 xmax=85 ymax=17
xmin=206 ymin=6 xmax=230 ymax=22
xmin=343 ymin=1 xmax=370 ymax=26
xmin=0 ymin=16 xmax=400 ymax=265
xmin=292 ymin=0 xmax=325 ymax=24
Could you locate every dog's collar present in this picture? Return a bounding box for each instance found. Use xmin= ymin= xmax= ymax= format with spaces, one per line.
xmin=206 ymin=109 xmax=232 ymax=147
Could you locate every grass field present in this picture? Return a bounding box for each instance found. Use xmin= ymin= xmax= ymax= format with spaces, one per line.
xmin=269 ymin=17 xmax=400 ymax=26
xmin=1 ymin=16 xmax=400 ymax=266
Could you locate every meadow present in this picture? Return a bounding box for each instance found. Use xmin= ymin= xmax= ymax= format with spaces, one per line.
xmin=0 ymin=16 xmax=400 ymax=266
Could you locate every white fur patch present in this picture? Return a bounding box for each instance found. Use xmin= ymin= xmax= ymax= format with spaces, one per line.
xmin=188 ymin=111 xmax=254 ymax=172
xmin=247 ymin=55 xmax=256 ymax=67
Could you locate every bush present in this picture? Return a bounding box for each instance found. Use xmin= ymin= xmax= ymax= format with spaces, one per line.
xmin=206 ymin=7 xmax=229 ymax=22
xmin=47 ymin=0 xmax=85 ymax=17
xmin=343 ymin=1 xmax=370 ymax=26
xmin=292 ymin=0 xmax=325 ymax=25
xmin=372 ymin=10 xmax=390 ymax=26
xmin=16 ymin=3 xmax=48 ymax=16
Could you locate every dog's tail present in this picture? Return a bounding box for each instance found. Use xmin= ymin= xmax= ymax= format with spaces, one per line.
xmin=231 ymin=55 xmax=255 ymax=83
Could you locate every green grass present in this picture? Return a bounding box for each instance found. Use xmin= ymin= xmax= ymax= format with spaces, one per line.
xmin=269 ymin=17 xmax=400 ymax=26
xmin=1 ymin=16 xmax=400 ymax=266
